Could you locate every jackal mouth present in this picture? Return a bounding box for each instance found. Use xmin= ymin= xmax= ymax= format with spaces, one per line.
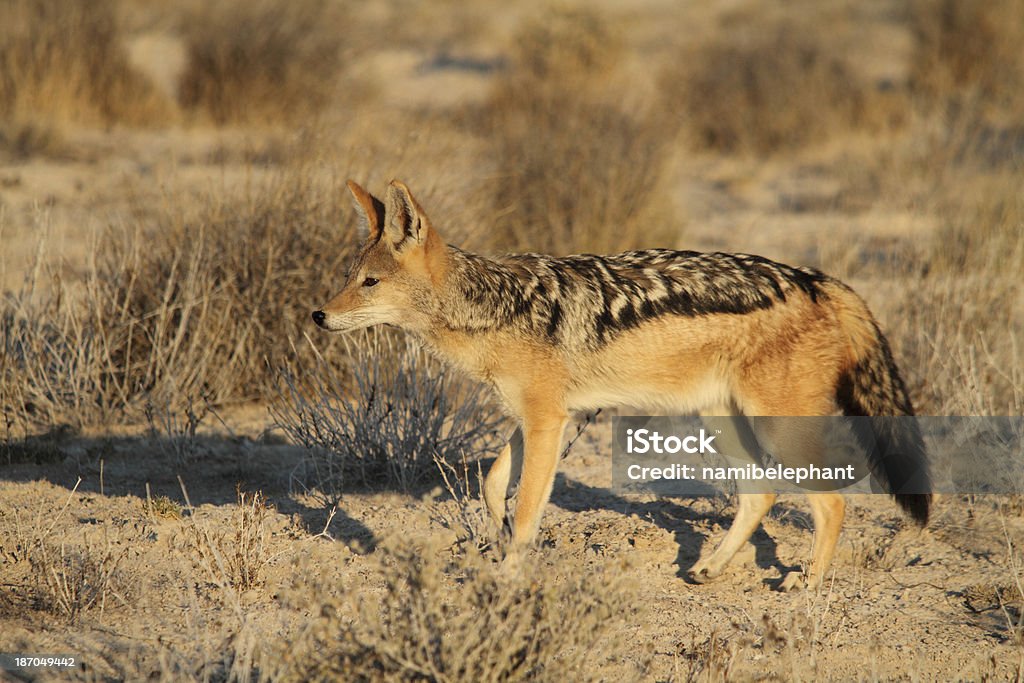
xmin=311 ymin=309 xmax=354 ymax=332
xmin=311 ymin=308 xmax=381 ymax=333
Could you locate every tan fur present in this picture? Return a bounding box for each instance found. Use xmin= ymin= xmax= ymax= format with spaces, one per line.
xmin=313 ymin=180 xmax=930 ymax=591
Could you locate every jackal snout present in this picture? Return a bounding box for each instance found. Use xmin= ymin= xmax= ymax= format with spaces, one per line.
xmin=311 ymin=310 xmax=327 ymax=328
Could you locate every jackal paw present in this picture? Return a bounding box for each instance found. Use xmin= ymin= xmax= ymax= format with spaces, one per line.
xmin=486 ymin=514 xmax=512 ymax=547
xmin=499 ymin=549 xmax=524 ymax=577
xmin=778 ymin=571 xmax=807 ymax=592
xmin=687 ymin=561 xmax=724 ymax=584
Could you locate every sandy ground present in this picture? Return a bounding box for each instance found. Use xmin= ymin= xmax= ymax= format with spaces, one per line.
xmin=1 ymin=408 xmax=1022 ymax=680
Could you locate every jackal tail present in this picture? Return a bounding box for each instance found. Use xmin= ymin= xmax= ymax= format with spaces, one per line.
xmin=832 ymin=285 xmax=931 ymax=525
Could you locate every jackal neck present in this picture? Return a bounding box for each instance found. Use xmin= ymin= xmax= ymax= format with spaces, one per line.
xmin=435 ymin=246 xmax=529 ymax=334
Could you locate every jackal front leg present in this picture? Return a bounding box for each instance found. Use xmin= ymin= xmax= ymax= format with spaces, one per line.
xmin=483 ymin=427 xmax=524 ymax=536
xmin=502 ymin=411 xmax=568 ymax=571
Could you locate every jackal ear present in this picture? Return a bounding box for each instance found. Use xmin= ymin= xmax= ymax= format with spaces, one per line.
xmin=384 ymin=180 xmax=428 ymax=251
xmin=346 ymin=180 xmax=385 ymax=241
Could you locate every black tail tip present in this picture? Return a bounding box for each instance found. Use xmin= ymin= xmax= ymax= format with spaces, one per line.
xmin=897 ymin=493 xmax=931 ymax=527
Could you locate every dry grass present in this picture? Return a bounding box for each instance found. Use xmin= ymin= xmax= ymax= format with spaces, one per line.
xmin=869 ymin=92 xmax=1021 ymax=422
xmin=0 ymin=486 xmax=136 ymax=624
xmin=931 ymin=173 xmax=1024 ymax=277
xmin=884 ymin=272 xmax=1022 ymax=418
xmin=277 ymin=540 xmax=645 ymax=682
xmin=802 ymin=0 xmax=1024 ymax=421
xmin=1 ymin=250 xmax=139 ymax=430
xmin=0 ymin=0 xmax=175 ymax=130
xmin=0 ymin=119 xmax=68 ymax=160
xmin=830 ymin=154 xmax=1023 ymax=418
xmin=29 ymin=535 xmax=136 ymax=622
xmin=480 ymin=8 xmax=675 ymax=255
xmin=179 ymin=489 xmax=271 ymax=591
xmin=996 ymin=511 xmax=1024 ymax=643
xmin=663 ymin=18 xmax=886 ymax=155
xmin=177 ymin=0 xmax=345 ymax=125
xmin=907 ymin=0 xmax=1024 ymax=113
xmin=105 ymin=171 xmax=359 ymax=404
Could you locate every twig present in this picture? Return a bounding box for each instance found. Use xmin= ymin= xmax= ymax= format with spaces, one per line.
xmin=42 ymin=477 xmax=82 ymax=540
xmin=177 ymin=475 xmax=194 ymax=512
xmin=561 ymin=409 xmax=602 ymax=459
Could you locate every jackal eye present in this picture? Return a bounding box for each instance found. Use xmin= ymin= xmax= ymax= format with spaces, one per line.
xmin=362 ymin=277 xmax=379 ymax=287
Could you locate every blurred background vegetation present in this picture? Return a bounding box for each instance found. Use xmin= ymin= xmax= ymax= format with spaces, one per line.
xmin=1 ymin=0 xmax=1021 ymax=430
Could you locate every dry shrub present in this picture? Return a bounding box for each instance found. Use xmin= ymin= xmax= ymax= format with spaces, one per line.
xmin=509 ymin=6 xmax=620 ymax=81
xmin=907 ymin=0 xmax=1024 ymax=112
xmin=142 ymin=494 xmax=183 ymax=520
xmin=178 ymin=0 xmax=344 ymax=125
xmin=866 ymin=218 xmax=1022 ymax=418
xmin=0 ymin=0 xmax=175 ymax=128
xmin=828 ymin=18 xmax=1022 ymax=406
xmin=483 ymin=8 xmax=674 ymax=255
xmin=429 ymin=449 xmax=493 ymax=550
xmin=110 ymin=174 xmax=358 ymax=403
xmin=0 ymin=171 xmax=358 ymax=431
xmin=279 ymin=541 xmax=644 ymax=682
xmin=665 ymin=20 xmax=883 ymax=155
xmin=855 ymin=0 xmax=1024 ymax=203
xmin=674 ymin=631 xmax=741 ymax=682
xmin=890 ymin=274 xmax=1022 ymax=417
xmin=837 ymin=157 xmax=1023 ymax=417
xmin=271 ymin=331 xmax=505 ymax=497
xmin=837 ymin=82 xmax=1024 ymax=269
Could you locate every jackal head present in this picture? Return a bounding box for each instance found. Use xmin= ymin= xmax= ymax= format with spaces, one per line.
xmin=312 ymin=180 xmax=447 ymax=335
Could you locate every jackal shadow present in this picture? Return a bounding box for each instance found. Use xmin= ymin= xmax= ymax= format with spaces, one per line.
xmin=550 ymin=471 xmax=802 ymax=586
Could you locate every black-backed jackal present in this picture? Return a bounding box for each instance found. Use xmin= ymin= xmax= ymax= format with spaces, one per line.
xmin=313 ymin=180 xmax=931 ymax=590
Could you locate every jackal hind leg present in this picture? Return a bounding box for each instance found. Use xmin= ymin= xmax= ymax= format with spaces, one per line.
xmin=748 ymin=416 xmax=845 ymax=591
xmin=483 ymin=427 xmax=524 ymax=537
xmin=689 ymin=407 xmax=774 ymax=584
xmin=779 ymin=492 xmax=845 ymax=592
xmin=689 ymin=492 xmax=776 ymax=583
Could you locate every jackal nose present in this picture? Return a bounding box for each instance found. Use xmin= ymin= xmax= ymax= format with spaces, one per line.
xmin=311 ymin=310 xmax=326 ymax=327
